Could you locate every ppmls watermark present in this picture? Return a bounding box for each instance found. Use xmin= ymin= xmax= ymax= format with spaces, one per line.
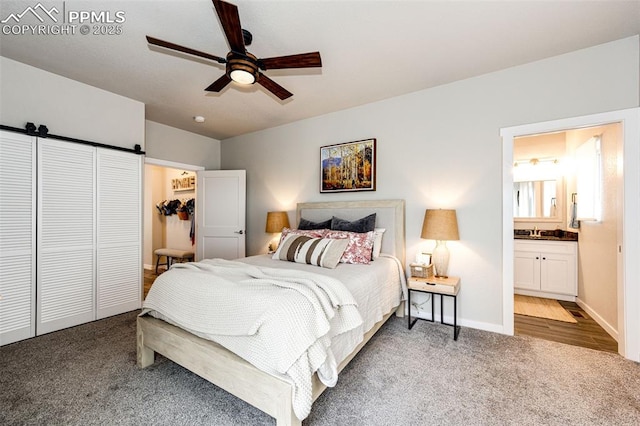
xmin=1 ymin=2 xmax=126 ymax=36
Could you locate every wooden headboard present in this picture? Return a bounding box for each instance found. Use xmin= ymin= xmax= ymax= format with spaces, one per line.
xmin=296 ymin=199 xmax=406 ymax=265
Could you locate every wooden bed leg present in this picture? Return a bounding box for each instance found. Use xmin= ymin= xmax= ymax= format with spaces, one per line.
xmin=275 ymin=413 xmax=301 ymax=426
xmin=274 ymin=389 xmax=301 ymax=426
xmin=137 ymin=318 xmax=155 ymax=368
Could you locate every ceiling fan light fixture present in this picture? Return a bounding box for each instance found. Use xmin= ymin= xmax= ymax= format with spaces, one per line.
xmin=230 ymin=69 xmax=256 ymax=85
xmin=226 ymin=51 xmax=258 ymax=85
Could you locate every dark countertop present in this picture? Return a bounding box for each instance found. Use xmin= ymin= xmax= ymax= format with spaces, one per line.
xmin=514 ymin=229 xmax=578 ymax=242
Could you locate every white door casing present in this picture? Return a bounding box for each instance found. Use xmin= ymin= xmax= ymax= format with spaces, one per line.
xmin=196 ymin=170 xmax=246 ymax=260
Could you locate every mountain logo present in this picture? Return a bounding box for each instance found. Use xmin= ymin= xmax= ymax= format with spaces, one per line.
xmin=1 ymin=3 xmax=59 ymax=24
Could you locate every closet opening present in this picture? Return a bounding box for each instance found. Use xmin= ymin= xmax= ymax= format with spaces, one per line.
xmin=143 ymin=158 xmax=204 ymax=297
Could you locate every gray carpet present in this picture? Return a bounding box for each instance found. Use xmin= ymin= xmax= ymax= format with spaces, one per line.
xmin=1 ymin=311 xmax=639 ymax=425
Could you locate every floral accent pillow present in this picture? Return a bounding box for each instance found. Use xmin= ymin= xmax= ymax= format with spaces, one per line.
xmin=324 ymin=230 xmax=375 ymax=264
xmin=277 ymin=227 xmax=327 ymax=247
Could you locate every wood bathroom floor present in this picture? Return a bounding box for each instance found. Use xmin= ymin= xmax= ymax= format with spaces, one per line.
xmin=515 ymin=301 xmax=618 ymax=354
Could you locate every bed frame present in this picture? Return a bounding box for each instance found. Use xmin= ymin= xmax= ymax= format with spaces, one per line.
xmin=137 ymin=199 xmax=405 ymax=425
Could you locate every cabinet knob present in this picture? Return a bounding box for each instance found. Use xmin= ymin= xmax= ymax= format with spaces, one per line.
xmin=542 ymin=257 xmax=546 ymax=260
xmin=536 ymin=257 xmax=539 ymax=260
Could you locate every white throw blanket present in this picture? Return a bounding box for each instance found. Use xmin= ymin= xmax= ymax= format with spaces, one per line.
xmin=141 ymin=258 xmax=364 ymax=420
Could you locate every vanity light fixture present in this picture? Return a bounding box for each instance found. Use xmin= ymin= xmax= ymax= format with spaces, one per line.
xmin=421 ymin=209 xmax=460 ymax=278
xmin=513 ymin=157 xmax=559 ymax=167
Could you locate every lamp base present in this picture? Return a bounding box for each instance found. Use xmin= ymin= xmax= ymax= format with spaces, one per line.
xmin=432 ymin=240 xmax=450 ymax=278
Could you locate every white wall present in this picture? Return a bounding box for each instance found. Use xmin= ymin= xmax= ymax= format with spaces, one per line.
xmin=566 ymin=124 xmax=620 ymax=335
xmin=0 ymin=57 xmax=144 ymax=149
xmin=221 ymin=36 xmax=640 ymax=331
xmin=145 ymin=120 xmax=221 ymax=169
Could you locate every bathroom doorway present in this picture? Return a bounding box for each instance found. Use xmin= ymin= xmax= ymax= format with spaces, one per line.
xmin=512 ymin=124 xmax=620 ymax=353
xmin=501 ymin=108 xmax=640 ymax=362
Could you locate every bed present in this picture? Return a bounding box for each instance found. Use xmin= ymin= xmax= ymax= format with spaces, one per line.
xmin=137 ymin=199 xmax=406 ymax=425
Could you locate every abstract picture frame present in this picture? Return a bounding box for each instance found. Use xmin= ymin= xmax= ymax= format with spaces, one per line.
xmin=320 ymin=138 xmax=376 ymax=193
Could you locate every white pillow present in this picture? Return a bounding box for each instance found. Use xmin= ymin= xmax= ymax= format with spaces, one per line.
xmin=372 ymin=228 xmax=386 ymax=259
xmin=272 ymin=234 xmax=349 ymax=269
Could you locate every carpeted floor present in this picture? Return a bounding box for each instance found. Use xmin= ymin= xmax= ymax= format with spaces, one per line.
xmin=1 ymin=311 xmax=639 ymax=425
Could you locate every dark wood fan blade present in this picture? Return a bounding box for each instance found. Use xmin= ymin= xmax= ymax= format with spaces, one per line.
xmin=259 ymin=52 xmax=322 ymax=70
xmin=213 ymin=0 xmax=245 ymax=53
xmin=146 ymin=36 xmax=226 ymax=63
xmin=257 ymin=73 xmax=293 ymax=100
xmin=205 ymin=74 xmax=232 ymax=92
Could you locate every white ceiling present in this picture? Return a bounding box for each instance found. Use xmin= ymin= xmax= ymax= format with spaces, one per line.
xmin=1 ymin=0 xmax=639 ymax=140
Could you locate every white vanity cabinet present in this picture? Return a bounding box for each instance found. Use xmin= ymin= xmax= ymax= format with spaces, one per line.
xmin=514 ymin=239 xmax=577 ymax=301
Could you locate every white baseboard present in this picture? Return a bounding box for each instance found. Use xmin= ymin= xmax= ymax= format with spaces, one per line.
xmin=408 ymin=306 xmax=506 ymax=335
xmin=576 ymin=297 xmax=618 ymax=342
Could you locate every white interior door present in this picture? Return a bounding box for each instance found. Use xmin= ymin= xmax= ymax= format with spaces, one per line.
xmin=196 ymin=170 xmax=246 ymax=260
xmin=37 ymin=138 xmax=95 ymax=335
xmin=0 ymin=131 xmax=36 ymax=346
xmin=96 ymin=148 xmax=142 ymax=319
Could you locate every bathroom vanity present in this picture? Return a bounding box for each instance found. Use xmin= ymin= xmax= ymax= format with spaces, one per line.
xmin=514 ymin=238 xmax=577 ymax=301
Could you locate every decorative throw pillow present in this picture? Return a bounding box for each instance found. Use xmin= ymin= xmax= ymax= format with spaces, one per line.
xmin=372 ymin=228 xmax=386 ymax=259
xmin=298 ymin=217 xmax=332 ymax=230
xmin=272 ymin=234 xmax=349 ymax=269
xmin=277 ymin=227 xmax=327 ymax=247
xmin=324 ymin=230 xmax=375 ymax=264
xmin=331 ymin=213 xmax=377 ymax=233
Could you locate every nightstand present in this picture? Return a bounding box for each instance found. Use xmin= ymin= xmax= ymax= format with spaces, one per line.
xmin=407 ymin=275 xmax=461 ymax=340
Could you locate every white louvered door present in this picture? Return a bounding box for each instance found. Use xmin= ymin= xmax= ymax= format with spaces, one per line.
xmin=37 ymin=139 xmax=96 ymax=335
xmin=0 ymin=131 xmax=36 ymax=346
xmin=96 ymin=149 xmax=141 ymax=318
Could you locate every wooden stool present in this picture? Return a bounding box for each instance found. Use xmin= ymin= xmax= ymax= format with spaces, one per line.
xmin=154 ymin=248 xmax=194 ymax=274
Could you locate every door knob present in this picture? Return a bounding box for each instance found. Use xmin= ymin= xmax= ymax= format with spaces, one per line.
xmin=234 ymin=230 xmax=244 ymax=234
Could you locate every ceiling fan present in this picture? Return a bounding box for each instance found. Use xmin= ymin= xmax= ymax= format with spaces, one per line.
xmin=146 ymin=0 xmax=322 ymax=100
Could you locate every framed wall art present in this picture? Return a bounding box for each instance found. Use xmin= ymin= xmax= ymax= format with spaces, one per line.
xmin=320 ymin=138 xmax=376 ymax=193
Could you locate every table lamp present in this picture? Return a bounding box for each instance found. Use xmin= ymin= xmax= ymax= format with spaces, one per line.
xmin=265 ymin=211 xmax=290 ymax=252
xmin=421 ymin=209 xmax=459 ymax=278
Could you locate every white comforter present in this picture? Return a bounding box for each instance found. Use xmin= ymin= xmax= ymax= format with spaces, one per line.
xmin=142 ymin=256 xmax=405 ymax=420
xmin=142 ymin=258 xmax=364 ymax=419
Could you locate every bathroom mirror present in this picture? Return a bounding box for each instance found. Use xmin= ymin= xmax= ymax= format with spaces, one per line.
xmin=513 ymin=180 xmax=559 ymax=219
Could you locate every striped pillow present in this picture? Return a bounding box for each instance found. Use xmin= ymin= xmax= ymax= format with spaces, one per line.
xmin=272 ymin=234 xmax=349 ymax=269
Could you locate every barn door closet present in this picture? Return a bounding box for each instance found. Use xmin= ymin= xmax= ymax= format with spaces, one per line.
xmin=0 ymin=130 xmax=142 ymax=346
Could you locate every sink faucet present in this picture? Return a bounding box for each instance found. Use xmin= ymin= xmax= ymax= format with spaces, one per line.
xmin=530 ymin=227 xmax=541 ymax=237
